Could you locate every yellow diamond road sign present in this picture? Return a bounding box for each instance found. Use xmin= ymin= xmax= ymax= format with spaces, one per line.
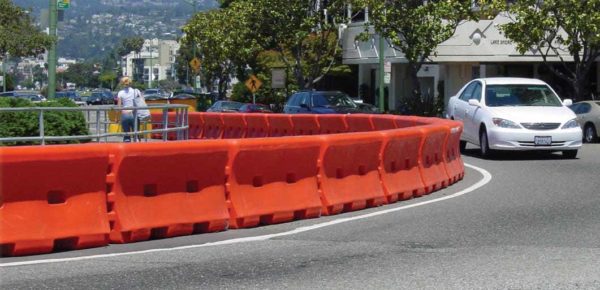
xmin=189 ymin=57 xmax=201 ymax=72
xmin=245 ymin=75 xmax=262 ymax=93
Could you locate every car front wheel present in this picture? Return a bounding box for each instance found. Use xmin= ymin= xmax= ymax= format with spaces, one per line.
xmin=479 ymin=128 xmax=495 ymax=159
xmin=584 ymin=124 xmax=598 ymax=143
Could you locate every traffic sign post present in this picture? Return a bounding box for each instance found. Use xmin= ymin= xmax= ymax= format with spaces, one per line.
xmin=245 ymin=75 xmax=262 ymax=104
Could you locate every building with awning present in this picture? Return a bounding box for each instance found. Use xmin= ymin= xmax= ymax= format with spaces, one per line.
xmin=342 ymin=12 xmax=598 ymax=112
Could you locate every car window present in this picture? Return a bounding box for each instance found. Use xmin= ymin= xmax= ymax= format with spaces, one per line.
xmin=459 ymin=82 xmax=477 ymax=101
xmin=287 ymin=94 xmax=300 ymax=106
xmin=569 ymin=104 xmax=580 ymax=114
xmin=580 ymin=103 xmax=591 ymax=114
xmin=312 ymin=93 xmax=357 ymax=108
xmin=299 ymin=93 xmax=310 ymax=106
xmin=471 ymin=83 xmax=482 ymax=101
xmin=485 ymin=84 xmax=562 ymax=107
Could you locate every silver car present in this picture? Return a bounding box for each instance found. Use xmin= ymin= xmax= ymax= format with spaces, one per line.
xmin=569 ymin=101 xmax=600 ymax=143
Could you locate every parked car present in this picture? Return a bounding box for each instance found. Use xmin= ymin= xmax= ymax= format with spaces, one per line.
xmin=144 ymin=88 xmax=169 ymax=99
xmin=0 ymin=90 xmax=46 ymax=103
xmin=206 ymin=100 xmax=243 ymax=112
xmin=356 ymin=102 xmax=381 ymax=114
xmin=238 ymin=103 xmax=273 ymax=113
xmin=569 ymin=100 xmax=600 ymax=143
xmin=55 ymin=90 xmax=85 ymax=106
xmin=283 ymin=91 xmax=362 ymax=114
xmin=87 ymin=91 xmax=115 ymax=105
xmin=446 ymin=78 xmax=582 ymax=158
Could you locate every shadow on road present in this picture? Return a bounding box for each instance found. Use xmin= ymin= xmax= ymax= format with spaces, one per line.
xmin=461 ymin=148 xmax=577 ymax=161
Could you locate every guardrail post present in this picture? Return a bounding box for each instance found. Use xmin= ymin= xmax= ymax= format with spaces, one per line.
xmin=39 ymin=109 xmax=45 ymax=145
xmin=95 ymin=108 xmax=101 ymax=142
xmin=162 ymin=107 xmax=168 ymax=141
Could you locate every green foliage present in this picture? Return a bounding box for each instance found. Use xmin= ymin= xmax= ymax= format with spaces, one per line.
xmin=485 ymin=0 xmax=600 ymax=100
xmin=0 ymin=97 xmax=89 ymax=146
xmin=359 ymin=0 xmax=476 ymax=115
xmin=0 ymin=0 xmax=53 ymax=58
xmin=117 ymin=37 xmax=145 ymax=57
xmin=58 ymin=62 xmax=101 ymax=88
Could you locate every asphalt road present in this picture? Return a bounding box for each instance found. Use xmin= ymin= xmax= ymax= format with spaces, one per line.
xmin=2 ymin=144 xmax=600 ymax=289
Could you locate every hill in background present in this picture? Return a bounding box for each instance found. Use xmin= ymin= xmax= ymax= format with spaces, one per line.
xmin=13 ymin=0 xmax=217 ymax=61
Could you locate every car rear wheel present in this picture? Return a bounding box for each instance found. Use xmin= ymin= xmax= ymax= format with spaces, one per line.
xmin=479 ymin=128 xmax=495 ymax=159
xmin=583 ymin=124 xmax=598 ymax=143
xmin=562 ymin=150 xmax=578 ymax=159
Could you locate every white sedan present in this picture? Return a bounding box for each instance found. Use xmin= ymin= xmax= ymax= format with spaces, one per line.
xmin=446 ymin=78 xmax=582 ymax=158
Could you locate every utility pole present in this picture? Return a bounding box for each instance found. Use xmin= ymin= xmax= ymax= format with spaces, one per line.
xmin=2 ymin=53 xmax=6 ymax=92
xmin=183 ymin=0 xmax=199 ymax=90
xmin=48 ymin=0 xmax=58 ymax=98
xmin=378 ymin=34 xmax=385 ymax=112
xmin=148 ymin=44 xmax=153 ymax=88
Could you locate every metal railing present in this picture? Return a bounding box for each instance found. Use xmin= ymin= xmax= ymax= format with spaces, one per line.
xmin=0 ymin=104 xmax=189 ymax=145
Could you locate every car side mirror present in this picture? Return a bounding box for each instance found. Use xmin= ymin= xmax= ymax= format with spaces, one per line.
xmin=468 ymin=99 xmax=481 ymax=107
xmin=300 ymin=103 xmax=309 ymax=109
xmin=563 ymin=99 xmax=573 ymax=106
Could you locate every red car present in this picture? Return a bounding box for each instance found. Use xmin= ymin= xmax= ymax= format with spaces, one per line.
xmin=238 ymin=103 xmax=273 ymax=113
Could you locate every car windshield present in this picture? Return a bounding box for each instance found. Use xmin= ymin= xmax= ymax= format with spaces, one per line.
xmin=221 ymin=101 xmax=243 ymax=110
xmin=485 ymin=84 xmax=563 ymax=107
xmin=312 ymin=93 xmax=357 ymax=108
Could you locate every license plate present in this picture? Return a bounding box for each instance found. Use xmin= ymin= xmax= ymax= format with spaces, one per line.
xmin=534 ymin=136 xmax=552 ymax=146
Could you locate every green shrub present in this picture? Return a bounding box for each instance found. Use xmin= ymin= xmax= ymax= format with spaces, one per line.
xmin=0 ymin=97 xmax=89 ymax=146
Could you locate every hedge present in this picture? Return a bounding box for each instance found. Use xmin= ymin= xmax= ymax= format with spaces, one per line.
xmin=0 ymin=97 xmax=89 ymax=146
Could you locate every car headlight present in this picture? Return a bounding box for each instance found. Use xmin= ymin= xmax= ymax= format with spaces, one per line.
xmin=561 ymin=119 xmax=579 ymax=129
xmin=492 ymin=118 xmax=521 ymax=129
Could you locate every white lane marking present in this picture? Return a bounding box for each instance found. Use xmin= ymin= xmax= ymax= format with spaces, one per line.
xmin=1 ymin=163 xmax=492 ymax=268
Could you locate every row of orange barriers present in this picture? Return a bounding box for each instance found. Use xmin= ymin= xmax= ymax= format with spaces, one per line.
xmin=0 ymin=113 xmax=464 ymax=256
xmin=151 ymin=113 xmax=421 ymax=140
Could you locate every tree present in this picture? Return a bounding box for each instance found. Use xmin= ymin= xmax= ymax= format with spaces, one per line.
xmin=117 ymin=36 xmax=145 ymax=57
xmin=61 ymin=63 xmax=99 ymax=88
xmin=0 ymin=0 xmax=53 ymax=58
xmin=238 ymin=0 xmax=347 ymax=89
xmin=360 ymin=0 xmax=476 ymax=114
xmin=99 ymin=70 xmax=118 ymax=90
xmin=486 ymin=0 xmax=600 ymax=101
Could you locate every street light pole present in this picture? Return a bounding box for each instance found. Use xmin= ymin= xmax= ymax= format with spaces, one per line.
xmin=48 ymin=0 xmax=58 ymax=98
xmin=2 ymin=53 xmax=7 ymax=92
xmin=378 ymin=34 xmax=385 ymax=112
xmin=148 ymin=44 xmax=153 ymax=88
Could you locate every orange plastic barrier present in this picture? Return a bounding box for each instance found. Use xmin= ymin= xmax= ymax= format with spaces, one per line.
xmin=370 ymin=115 xmax=398 ymax=131
xmin=108 ymin=142 xmax=231 ymax=243
xmin=221 ymin=113 xmax=247 ymax=139
xmin=379 ymin=129 xmax=427 ymax=202
xmin=418 ymin=125 xmax=451 ymax=194
xmin=188 ymin=113 xmax=204 ymax=139
xmin=267 ymin=114 xmax=294 ymax=137
xmin=150 ymin=112 xmax=181 ymax=140
xmin=291 ymin=114 xmax=320 ymax=135
xmin=244 ymin=114 xmax=270 ymax=138
xmin=318 ymin=132 xmax=387 ymax=215
xmin=202 ymin=112 xmax=224 ymax=139
xmin=227 ymin=137 xmax=322 ymax=228
xmin=394 ymin=116 xmax=417 ymax=128
xmin=0 ymin=145 xmax=110 ymax=256
xmin=442 ymin=121 xmax=465 ymax=185
xmin=345 ymin=114 xmax=375 ymax=132
xmin=317 ymin=115 xmax=348 ymax=134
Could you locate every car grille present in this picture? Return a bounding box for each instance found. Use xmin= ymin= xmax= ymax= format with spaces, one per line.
xmin=520 ymin=123 xmax=561 ymax=130
xmin=518 ymin=141 xmax=566 ymax=147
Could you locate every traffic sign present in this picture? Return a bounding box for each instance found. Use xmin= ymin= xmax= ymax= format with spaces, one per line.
xmin=189 ymin=57 xmax=201 ymax=73
xmin=271 ymin=69 xmax=285 ymax=89
xmin=57 ymin=0 xmax=70 ymax=9
xmin=245 ymin=74 xmax=262 ymax=93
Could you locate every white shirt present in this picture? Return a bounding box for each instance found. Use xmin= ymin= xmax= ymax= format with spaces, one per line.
xmin=118 ymin=87 xmax=136 ymax=108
